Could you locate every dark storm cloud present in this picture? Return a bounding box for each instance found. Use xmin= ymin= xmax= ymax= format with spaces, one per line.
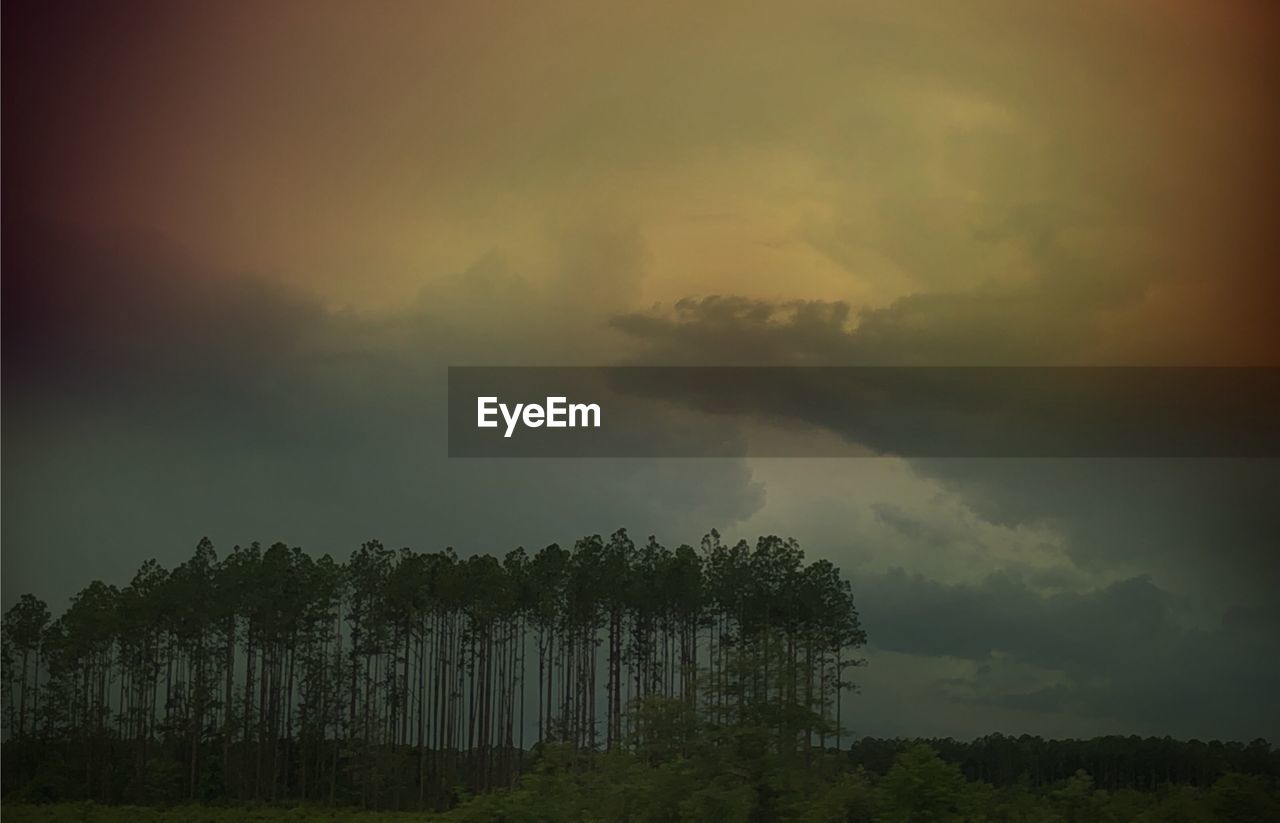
xmin=611 ymin=289 xmax=1085 ymax=366
xmin=0 ymin=221 xmax=764 ymax=609
xmin=607 ymin=290 xmax=1280 ymax=738
xmin=609 ymin=194 xmax=1160 ymax=367
xmin=5 ymin=220 xmax=1277 ymax=741
xmin=611 ymin=297 xmax=859 ymax=365
xmin=2 ymin=219 xmax=321 ymax=379
xmin=610 ymin=296 xmax=1279 ymax=597
xmin=908 ymin=458 xmax=1280 ymax=606
xmin=859 ymin=568 xmax=1280 ymax=739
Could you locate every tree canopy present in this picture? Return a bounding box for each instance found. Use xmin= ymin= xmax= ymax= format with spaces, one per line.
xmin=2 ymin=530 xmax=863 ymax=809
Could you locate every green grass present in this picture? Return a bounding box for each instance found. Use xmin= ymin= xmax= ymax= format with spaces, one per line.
xmin=0 ymin=805 xmax=441 ymax=823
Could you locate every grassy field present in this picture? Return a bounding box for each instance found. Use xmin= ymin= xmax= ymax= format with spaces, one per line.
xmin=0 ymin=806 xmax=440 ymax=823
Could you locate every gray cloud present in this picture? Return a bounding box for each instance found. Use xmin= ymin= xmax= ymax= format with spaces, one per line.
xmin=609 ymin=295 xmax=1279 ymax=601
xmin=909 ymin=458 xmax=1280 ymax=607
xmin=606 ymin=289 xmax=1280 ymax=740
xmin=5 ymin=219 xmax=1277 ymax=743
xmin=1 ymin=221 xmax=763 ymax=609
xmin=858 ymin=568 xmax=1280 ymax=739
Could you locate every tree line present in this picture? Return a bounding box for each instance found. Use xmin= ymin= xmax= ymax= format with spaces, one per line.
xmin=848 ymin=734 xmax=1279 ymax=792
xmin=1 ymin=529 xmax=865 ymax=809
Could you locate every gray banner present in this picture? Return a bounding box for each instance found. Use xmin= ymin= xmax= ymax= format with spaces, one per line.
xmin=447 ymin=367 xmax=1280 ymax=458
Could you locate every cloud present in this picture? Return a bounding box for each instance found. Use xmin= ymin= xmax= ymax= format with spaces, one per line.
xmin=608 ymin=292 xmax=1279 ymax=595
xmin=907 ymin=459 xmax=1280 ymax=608
xmin=5 ymin=0 xmax=1278 ymax=743
xmin=0 ymin=220 xmax=764 ymax=609
xmin=605 ymin=287 xmax=1279 ymax=740
xmin=855 ymin=568 xmax=1280 ymax=739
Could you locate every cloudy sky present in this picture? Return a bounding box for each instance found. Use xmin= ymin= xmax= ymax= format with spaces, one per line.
xmin=4 ymin=0 xmax=1278 ymax=741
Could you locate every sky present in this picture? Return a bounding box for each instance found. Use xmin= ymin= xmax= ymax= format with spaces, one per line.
xmin=4 ymin=0 xmax=1279 ymax=741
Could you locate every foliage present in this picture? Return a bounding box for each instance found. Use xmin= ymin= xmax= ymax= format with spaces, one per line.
xmin=2 ymin=530 xmax=863 ymax=811
xmin=876 ymin=744 xmax=965 ymax=822
xmin=846 ymin=734 xmax=1280 ymax=791
xmin=5 ymin=746 xmax=1278 ymax=822
xmin=5 ymin=530 xmax=1278 ymax=820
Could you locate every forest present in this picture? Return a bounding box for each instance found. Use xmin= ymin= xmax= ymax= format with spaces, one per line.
xmin=3 ymin=531 xmax=1278 ymax=822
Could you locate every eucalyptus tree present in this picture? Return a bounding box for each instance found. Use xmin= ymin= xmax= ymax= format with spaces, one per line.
xmin=292 ymin=551 xmax=343 ymax=802
xmin=562 ymin=534 xmax=607 ymax=750
xmin=2 ymin=593 xmax=50 ymax=741
xmin=164 ymin=538 xmax=220 ymax=799
xmin=38 ymin=579 xmax=122 ymax=800
xmin=665 ymin=542 xmax=704 ymax=708
xmin=343 ymin=539 xmax=395 ymax=807
xmin=2 ymin=593 xmax=52 ymax=789
xmin=2 ymin=527 xmax=870 ymax=811
xmin=528 ymin=542 xmax=569 ymax=746
xmin=500 ymin=547 xmax=532 ymax=786
xmin=601 ymin=529 xmax=633 ymax=750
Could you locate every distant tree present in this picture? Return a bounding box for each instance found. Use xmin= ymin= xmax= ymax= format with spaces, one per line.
xmin=878 ymin=743 xmax=965 ymax=823
xmin=2 ymin=593 xmax=50 ymax=740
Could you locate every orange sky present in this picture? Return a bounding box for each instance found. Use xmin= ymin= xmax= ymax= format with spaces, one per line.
xmin=6 ymin=0 xmax=1278 ymax=363
xmin=5 ymin=1 xmax=1280 ymax=741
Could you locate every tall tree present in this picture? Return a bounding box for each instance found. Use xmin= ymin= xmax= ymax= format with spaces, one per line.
xmin=1 ymin=528 xmax=873 ymax=811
